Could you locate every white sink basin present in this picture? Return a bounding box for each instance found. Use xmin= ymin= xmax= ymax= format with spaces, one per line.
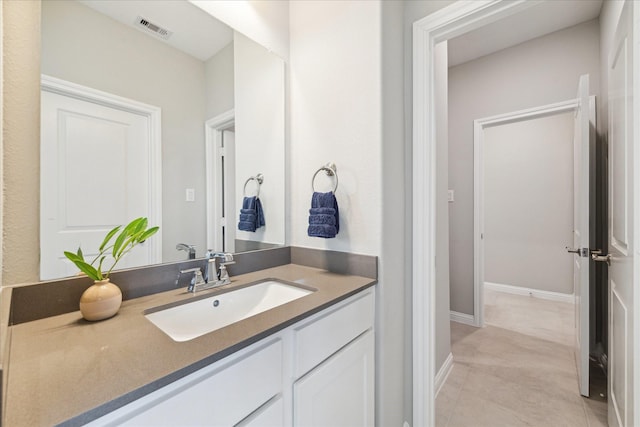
xmin=145 ymin=280 xmax=314 ymax=342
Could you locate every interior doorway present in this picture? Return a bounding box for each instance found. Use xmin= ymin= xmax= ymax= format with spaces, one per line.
xmin=472 ymin=99 xmax=591 ymax=327
xmin=205 ymin=109 xmax=236 ymax=253
xmin=411 ymin=2 xmax=616 ymax=426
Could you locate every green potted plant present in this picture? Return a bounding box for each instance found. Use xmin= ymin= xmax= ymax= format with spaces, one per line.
xmin=65 ymin=217 xmax=159 ymax=321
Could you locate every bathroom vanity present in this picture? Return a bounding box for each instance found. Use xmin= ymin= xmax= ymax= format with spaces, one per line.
xmin=1 ymin=249 xmax=377 ymax=426
xmin=86 ymin=285 xmax=374 ymax=426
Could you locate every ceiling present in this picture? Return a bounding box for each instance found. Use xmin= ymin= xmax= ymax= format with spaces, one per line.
xmin=78 ymin=0 xmax=233 ymax=62
xmin=448 ymin=0 xmax=603 ymax=67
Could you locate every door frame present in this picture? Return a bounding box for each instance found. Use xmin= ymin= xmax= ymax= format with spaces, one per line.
xmin=413 ymin=1 xmax=640 ymax=426
xmin=412 ymin=2 xmax=536 ymax=424
xmin=205 ymin=109 xmax=235 ymax=252
xmin=472 ymin=98 xmax=582 ymax=327
xmin=40 ymin=75 xmax=163 ymax=266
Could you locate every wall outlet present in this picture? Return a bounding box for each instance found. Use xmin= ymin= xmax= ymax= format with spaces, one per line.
xmin=185 ymin=188 xmax=195 ymax=202
xmin=448 ymin=189 xmax=454 ymax=202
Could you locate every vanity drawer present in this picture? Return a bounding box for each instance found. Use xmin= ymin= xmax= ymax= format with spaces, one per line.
xmin=87 ymin=338 xmax=283 ymax=426
xmin=293 ymin=289 xmax=374 ymax=378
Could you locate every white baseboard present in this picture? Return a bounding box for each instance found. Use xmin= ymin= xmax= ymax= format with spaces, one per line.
xmin=435 ymin=353 xmax=453 ymax=397
xmin=450 ymin=310 xmax=476 ymax=326
xmin=484 ymin=282 xmax=574 ymax=304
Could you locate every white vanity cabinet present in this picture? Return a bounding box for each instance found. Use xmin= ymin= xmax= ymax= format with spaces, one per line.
xmin=292 ymin=290 xmax=375 ymax=426
xmin=293 ymin=331 xmax=374 ymax=426
xmin=84 ymin=287 xmax=374 ymax=427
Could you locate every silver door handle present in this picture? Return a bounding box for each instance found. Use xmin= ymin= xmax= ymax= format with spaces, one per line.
xmin=566 ymin=247 xmax=581 ymax=254
xmin=591 ymin=252 xmax=611 ymax=266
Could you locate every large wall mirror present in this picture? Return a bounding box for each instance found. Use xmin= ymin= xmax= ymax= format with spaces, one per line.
xmin=40 ymin=0 xmax=286 ymax=280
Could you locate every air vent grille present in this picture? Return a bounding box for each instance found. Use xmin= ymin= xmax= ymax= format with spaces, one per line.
xmin=135 ymin=16 xmax=172 ymax=40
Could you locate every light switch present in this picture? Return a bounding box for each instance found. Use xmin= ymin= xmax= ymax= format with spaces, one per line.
xmin=448 ymin=190 xmax=454 ymax=203
xmin=185 ymin=188 xmax=195 ymax=202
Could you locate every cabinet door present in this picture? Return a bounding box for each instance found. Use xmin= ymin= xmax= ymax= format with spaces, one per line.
xmin=294 ymin=330 xmax=374 ymax=427
xmin=236 ymin=396 xmax=284 ymax=427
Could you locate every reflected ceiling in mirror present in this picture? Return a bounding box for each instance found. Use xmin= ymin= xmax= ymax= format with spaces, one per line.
xmin=40 ymin=0 xmax=285 ymax=280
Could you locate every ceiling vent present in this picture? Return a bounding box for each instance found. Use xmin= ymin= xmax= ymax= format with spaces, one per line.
xmin=134 ymin=16 xmax=172 ymax=40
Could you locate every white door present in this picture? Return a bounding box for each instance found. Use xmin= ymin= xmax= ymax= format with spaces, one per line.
xmin=571 ymin=74 xmax=593 ymax=397
xmin=608 ymin=2 xmax=637 ymax=425
xmin=41 ymin=89 xmax=157 ymax=280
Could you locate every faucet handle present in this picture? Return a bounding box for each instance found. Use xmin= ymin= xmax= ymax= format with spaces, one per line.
xmin=179 ymin=267 xmax=205 ymax=292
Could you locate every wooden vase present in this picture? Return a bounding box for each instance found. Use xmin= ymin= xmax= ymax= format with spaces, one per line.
xmin=79 ymin=279 xmax=122 ymax=321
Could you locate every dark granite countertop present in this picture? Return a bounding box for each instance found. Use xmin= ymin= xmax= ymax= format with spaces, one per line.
xmin=4 ymin=264 xmax=376 ymax=426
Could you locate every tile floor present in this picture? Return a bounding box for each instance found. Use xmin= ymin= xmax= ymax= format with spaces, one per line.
xmin=436 ymin=289 xmax=608 ymax=427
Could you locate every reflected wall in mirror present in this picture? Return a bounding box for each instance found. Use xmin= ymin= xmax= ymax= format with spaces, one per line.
xmin=40 ymin=0 xmax=285 ymax=280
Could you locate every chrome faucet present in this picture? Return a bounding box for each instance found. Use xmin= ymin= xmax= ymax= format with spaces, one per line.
xmin=176 ymin=243 xmax=196 ymax=259
xmin=205 ymin=251 xmax=236 ymax=286
xmin=180 ymin=251 xmax=235 ymax=293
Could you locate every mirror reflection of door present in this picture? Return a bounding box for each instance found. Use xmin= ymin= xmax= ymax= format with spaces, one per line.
xmin=40 ymin=79 xmax=162 ymax=280
xmin=221 ymin=128 xmax=236 ymax=253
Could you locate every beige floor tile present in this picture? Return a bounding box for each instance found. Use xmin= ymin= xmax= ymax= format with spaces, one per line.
xmin=437 ymin=291 xmax=608 ymax=427
xmin=484 ymin=289 xmax=574 ymax=346
xmin=446 ymin=389 xmax=532 ymax=427
xmin=435 ymin=363 xmax=471 ymax=427
xmin=583 ymin=397 xmax=607 ymax=427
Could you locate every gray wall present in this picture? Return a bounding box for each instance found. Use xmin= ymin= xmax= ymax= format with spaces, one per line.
xmin=402 ymin=0 xmax=455 ymax=411
xmin=205 ymin=42 xmax=234 ymax=119
xmin=381 ymin=2 xmax=407 ymax=425
xmin=41 ymin=0 xmax=208 ymax=263
xmin=435 ymin=41 xmax=452 ymax=370
xmin=448 ymin=19 xmax=601 ymax=315
xmin=484 ymin=113 xmax=574 ymax=294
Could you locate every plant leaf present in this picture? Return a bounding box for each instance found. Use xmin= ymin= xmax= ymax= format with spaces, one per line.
xmin=137 ymin=226 xmax=159 ymax=243
xmin=99 ymin=226 xmax=121 ymax=251
xmin=132 ymin=217 xmax=147 ymax=235
xmin=73 ymin=260 xmax=101 ymax=281
xmin=113 ymin=217 xmax=143 ymax=257
xmin=112 ymin=228 xmax=128 ymax=258
xmin=64 ymin=251 xmax=83 ymax=263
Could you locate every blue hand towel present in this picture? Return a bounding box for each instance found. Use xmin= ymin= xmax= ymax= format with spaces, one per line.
xmin=309 ymin=213 xmax=336 ymax=226
xmin=238 ymin=196 xmax=265 ymax=232
xmin=307 ymin=191 xmax=339 ymax=238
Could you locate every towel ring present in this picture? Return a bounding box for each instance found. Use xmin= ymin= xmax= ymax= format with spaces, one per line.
xmin=243 ymin=173 xmax=264 ymax=197
xmin=311 ymin=162 xmax=338 ymax=193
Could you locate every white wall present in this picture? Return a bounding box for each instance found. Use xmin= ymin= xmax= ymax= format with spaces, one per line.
xmin=2 ymin=0 xmax=41 ymax=286
xmin=234 ymin=31 xmax=285 ymax=246
xmin=483 ymin=113 xmax=575 ymax=294
xmin=448 ymin=19 xmax=601 ymax=315
xmin=41 ymin=0 xmax=208 ymax=263
xmin=288 ymin=1 xmax=403 ymax=425
xmin=289 ymin=1 xmax=381 ymax=256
